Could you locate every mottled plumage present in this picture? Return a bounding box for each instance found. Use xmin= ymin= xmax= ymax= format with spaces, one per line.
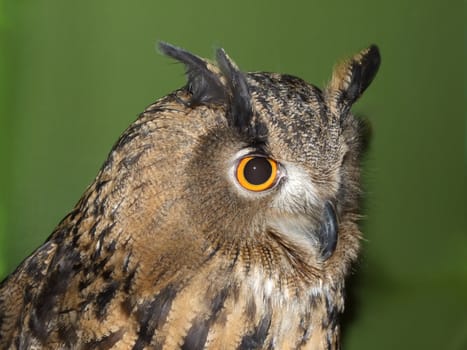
xmin=0 ymin=43 xmax=380 ymax=349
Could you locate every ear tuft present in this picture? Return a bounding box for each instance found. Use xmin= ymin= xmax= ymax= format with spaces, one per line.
xmin=216 ymin=48 xmax=253 ymax=135
xmin=327 ymin=45 xmax=381 ymax=110
xmin=158 ymin=42 xmax=226 ymax=106
xmin=159 ymin=42 xmax=263 ymax=143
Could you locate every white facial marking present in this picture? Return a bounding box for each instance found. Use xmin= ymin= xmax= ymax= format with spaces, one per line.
xmin=269 ymin=163 xmax=322 ymax=256
xmin=272 ymin=163 xmax=319 ymax=212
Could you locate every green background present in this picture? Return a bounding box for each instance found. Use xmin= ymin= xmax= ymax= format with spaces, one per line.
xmin=0 ymin=1 xmax=465 ymax=349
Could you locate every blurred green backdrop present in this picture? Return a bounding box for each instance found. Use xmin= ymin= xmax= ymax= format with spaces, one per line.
xmin=0 ymin=0 xmax=465 ymax=349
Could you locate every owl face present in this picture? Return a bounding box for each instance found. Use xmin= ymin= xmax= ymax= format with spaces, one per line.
xmin=183 ymin=73 xmax=346 ymax=267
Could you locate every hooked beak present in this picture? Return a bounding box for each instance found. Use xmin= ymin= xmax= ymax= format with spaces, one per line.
xmin=268 ymin=200 xmax=338 ymax=262
xmin=317 ymin=201 xmax=338 ymax=261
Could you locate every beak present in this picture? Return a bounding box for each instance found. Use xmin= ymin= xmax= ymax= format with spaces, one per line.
xmin=317 ymin=201 xmax=338 ymax=261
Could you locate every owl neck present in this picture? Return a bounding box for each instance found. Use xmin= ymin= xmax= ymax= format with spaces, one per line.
xmin=229 ymin=259 xmax=345 ymax=349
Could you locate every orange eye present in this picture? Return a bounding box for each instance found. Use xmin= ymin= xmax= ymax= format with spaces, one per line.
xmin=236 ymin=156 xmax=279 ymax=192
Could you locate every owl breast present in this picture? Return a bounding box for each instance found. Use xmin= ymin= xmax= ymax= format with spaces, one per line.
xmin=133 ymin=249 xmax=343 ymax=350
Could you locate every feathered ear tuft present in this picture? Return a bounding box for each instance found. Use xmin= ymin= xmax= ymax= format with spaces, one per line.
xmin=158 ymin=42 xmax=226 ymax=106
xmin=160 ymin=42 xmax=263 ymax=143
xmin=216 ymin=48 xmax=254 ymax=138
xmin=326 ymin=45 xmax=381 ymax=113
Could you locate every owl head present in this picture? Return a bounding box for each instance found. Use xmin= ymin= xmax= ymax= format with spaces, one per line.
xmin=94 ymin=42 xmax=380 ymax=291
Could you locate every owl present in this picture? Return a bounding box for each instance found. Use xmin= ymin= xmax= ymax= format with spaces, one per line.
xmin=0 ymin=42 xmax=380 ymax=349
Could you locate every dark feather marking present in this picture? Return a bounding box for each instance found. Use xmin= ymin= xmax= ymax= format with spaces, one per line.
xmin=79 ymin=278 xmax=92 ymax=292
xmin=24 ymin=241 xmax=54 ymax=282
xmin=245 ymin=296 xmax=256 ymax=321
xmin=121 ymin=147 xmax=149 ymax=168
xmin=95 ymin=179 xmax=110 ymax=193
xmin=142 ymin=105 xmax=166 ymax=115
xmin=67 ymin=207 xmax=81 ymax=222
xmin=336 ymin=45 xmax=380 ymax=115
xmin=142 ymin=102 xmax=187 ymax=116
xmin=71 ymin=225 xmax=80 ymax=246
xmin=323 ymin=294 xmax=340 ymax=329
xmin=16 ymin=332 xmax=33 ymax=350
xmin=84 ymin=329 xmax=124 ymax=350
xmin=210 ymin=287 xmax=229 ymax=318
xmin=181 ymin=287 xmax=229 ymax=350
xmin=28 ymin=245 xmax=79 ymax=342
xmin=326 ymin=334 xmax=332 ymax=350
xmin=95 ymin=280 xmax=120 ymax=319
xmin=298 ymin=316 xmax=312 ymax=346
xmin=181 ymin=319 xmax=210 ymax=350
xmin=114 ymin=121 xmax=148 ymax=150
xmin=91 ymin=223 xmax=116 ymax=262
xmin=123 ymin=267 xmax=137 ymax=293
xmin=101 ymin=268 xmax=112 ymax=281
xmin=297 ymin=294 xmax=317 ymax=345
xmin=238 ymin=312 xmax=272 ymax=350
xmin=95 ymin=195 xmax=108 ymax=216
xmin=310 ymin=86 xmax=328 ymax=124
xmin=132 ymin=284 xmax=178 ymax=350
xmin=58 ymin=322 xmax=78 ymax=347
xmin=120 ymin=296 xmax=133 ymax=317
xmin=91 ymin=253 xmax=111 ymax=276
xmin=78 ymin=293 xmax=94 ymax=314
xmin=159 ymin=42 xmax=226 ymax=106
xmin=23 ymin=288 xmax=34 ymax=305
xmin=216 ymin=48 xmax=261 ymax=142
xmin=106 ymin=239 xmax=117 ymax=254
xmin=229 ymin=247 xmax=241 ymax=270
xmin=203 ymin=241 xmax=222 ymax=263
xmin=0 ymin=299 xmax=4 ymax=333
xmin=88 ymin=221 xmax=99 ymax=239
xmin=345 ymin=45 xmax=380 ymax=105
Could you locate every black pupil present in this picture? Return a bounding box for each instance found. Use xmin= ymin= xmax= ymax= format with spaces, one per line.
xmin=244 ymin=157 xmax=272 ymax=185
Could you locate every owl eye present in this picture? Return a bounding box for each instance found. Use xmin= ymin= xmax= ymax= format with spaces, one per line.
xmin=236 ymin=156 xmax=279 ymax=192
